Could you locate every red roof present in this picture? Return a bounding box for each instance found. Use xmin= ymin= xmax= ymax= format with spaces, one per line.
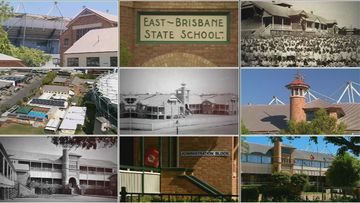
xmin=286 ymin=79 xmax=310 ymax=89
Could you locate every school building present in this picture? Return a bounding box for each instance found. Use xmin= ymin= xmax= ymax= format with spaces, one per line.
xmin=241 ymin=1 xmax=338 ymax=36
xmin=120 ymin=137 xmax=238 ymax=196
xmin=0 ymin=143 xmax=117 ymax=200
xmin=120 ymin=83 xmax=238 ymax=119
xmin=120 ymin=1 xmax=238 ymax=67
xmin=241 ymin=140 xmax=334 ymax=188
xmin=241 ymin=75 xmax=360 ymax=134
xmin=60 ymin=8 xmax=118 ymax=67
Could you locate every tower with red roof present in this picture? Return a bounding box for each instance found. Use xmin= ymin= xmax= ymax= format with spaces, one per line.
xmin=286 ymin=73 xmax=310 ymax=122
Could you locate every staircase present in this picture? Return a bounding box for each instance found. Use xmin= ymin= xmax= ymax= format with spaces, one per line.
xmin=252 ymin=24 xmax=272 ymax=37
xmin=182 ymin=174 xmax=223 ymax=195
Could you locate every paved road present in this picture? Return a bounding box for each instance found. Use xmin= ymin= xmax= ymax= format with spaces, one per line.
xmin=120 ymin=123 xmax=239 ymax=135
xmin=0 ymin=77 xmax=42 ymax=113
xmin=9 ymin=194 xmax=117 ymax=202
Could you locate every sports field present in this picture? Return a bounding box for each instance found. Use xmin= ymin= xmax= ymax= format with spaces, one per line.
xmin=0 ymin=123 xmax=44 ymax=134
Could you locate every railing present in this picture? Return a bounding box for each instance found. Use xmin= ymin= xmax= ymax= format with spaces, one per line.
xmin=119 ymin=187 xmax=239 ymax=202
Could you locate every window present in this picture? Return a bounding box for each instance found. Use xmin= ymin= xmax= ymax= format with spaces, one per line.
xmin=76 ymin=28 xmax=96 ymax=40
xmin=86 ymin=57 xmax=100 ymax=67
xmin=110 ymin=57 xmax=118 ymax=67
xmin=0 ymin=152 xmax=3 ymax=174
xmin=67 ymin=58 xmax=79 ymax=67
xmin=295 ymin=159 xmax=302 ymax=166
xmin=247 ymin=155 xmax=262 ymax=163
xmin=262 ymin=156 xmax=271 ymax=164
xmin=241 ymin=154 xmax=247 ymax=162
xmin=64 ymin=38 xmax=69 ymax=47
xmin=306 ymin=111 xmax=315 ymax=121
xmin=80 ymin=180 xmax=87 ymax=185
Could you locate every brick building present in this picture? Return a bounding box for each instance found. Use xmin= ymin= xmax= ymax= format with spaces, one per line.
xmin=120 ymin=1 xmax=238 ymax=67
xmin=60 ymin=8 xmax=118 ymax=66
xmin=241 ymin=139 xmax=334 ymax=188
xmin=120 ymin=137 xmax=238 ymax=196
xmin=241 ymin=74 xmax=360 ymax=134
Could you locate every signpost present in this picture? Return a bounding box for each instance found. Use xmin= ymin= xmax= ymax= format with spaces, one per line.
xmin=137 ymin=12 xmax=230 ymax=44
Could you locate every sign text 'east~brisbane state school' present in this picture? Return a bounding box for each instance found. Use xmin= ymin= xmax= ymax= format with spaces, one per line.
xmin=138 ymin=12 xmax=230 ymax=43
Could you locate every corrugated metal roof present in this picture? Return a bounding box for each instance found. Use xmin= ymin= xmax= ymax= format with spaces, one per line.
xmin=0 ymin=53 xmax=21 ymax=61
xmin=43 ymin=85 xmax=69 ymax=93
xmin=7 ymin=149 xmax=116 ymax=167
xmin=241 ymin=101 xmax=360 ymax=133
xmin=87 ymin=8 xmax=118 ymax=23
xmin=244 ymin=142 xmax=334 ymax=162
xmin=141 ymin=94 xmax=181 ymax=106
xmin=64 ymin=27 xmax=118 ymax=54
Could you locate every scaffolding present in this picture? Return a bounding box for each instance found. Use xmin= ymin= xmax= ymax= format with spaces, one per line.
xmin=2 ymin=2 xmax=70 ymax=54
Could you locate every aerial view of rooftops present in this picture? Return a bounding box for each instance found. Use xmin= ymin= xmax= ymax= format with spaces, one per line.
xmin=241 ymin=1 xmax=360 ymax=67
xmin=0 ymin=68 xmax=118 ymax=135
xmin=120 ymin=69 xmax=239 ymax=135
xmin=0 ymin=1 xmax=118 ymax=67
xmin=241 ymin=69 xmax=360 ymax=135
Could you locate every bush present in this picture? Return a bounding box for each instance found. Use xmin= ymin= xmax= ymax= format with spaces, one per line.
xmin=12 ymin=46 xmax=51 ymax=67
xmin=241 ymin=186 xmax=259 ymax=202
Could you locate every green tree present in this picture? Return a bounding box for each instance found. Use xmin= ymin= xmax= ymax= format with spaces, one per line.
xmin=291 ymin=173 xmax=309 ymax=194
xmin=50 ymin=137 xmax=117 ymax=149
xmin=0 ymin=1 xmax=13 ymax=23
xmin=241 ymin=120 xmax=250 ymax=134
xmin=42 ymin=71 xmax=56 ymax=85
xmin=12 ymin=46 xmax=51 ymax=67
xmin=326 ymin=152 xmax=360 ymax=188
xmin=285 ymin=108 xmax=346 ymax=134
xmin=120 ymin=40 xmax=132 ymax=66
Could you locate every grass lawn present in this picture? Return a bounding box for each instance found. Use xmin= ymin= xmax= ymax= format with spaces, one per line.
xmin=0 ymin=123 xmax=45 ymax=134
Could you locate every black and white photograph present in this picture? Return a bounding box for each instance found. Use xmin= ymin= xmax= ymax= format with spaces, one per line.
xmin=120 ymin=69 xmax=239 ymax=135
xmin=0 ymin=136 xmax=117 ymax=202
xmin=241 ymin=1 xmax=360 ymax=67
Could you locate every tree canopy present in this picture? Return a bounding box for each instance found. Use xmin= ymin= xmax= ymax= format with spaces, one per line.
xmin=0 ymin=2 xmax=51 ymax=66
xmin=50 ymin=137 xmax=117 ymax=149
xmin=326 ymin=152 xmax=360 ymax=187
xmin=284 ymin=108 xmax=346 ymax=134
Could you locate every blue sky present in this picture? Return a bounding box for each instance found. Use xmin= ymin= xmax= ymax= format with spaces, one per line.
xmin=241 ymin=69 xmax=360 ymax=105
xmin=7 ymin=1 xmax=118 ymax=18
xmin=243 ymin=136 xmax=340 ymax=155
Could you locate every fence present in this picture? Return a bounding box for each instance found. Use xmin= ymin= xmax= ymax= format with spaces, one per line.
xmin=119 ymin=187 xmax=239 ymax=202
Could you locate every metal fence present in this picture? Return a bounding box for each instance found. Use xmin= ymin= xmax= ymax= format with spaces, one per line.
xmin=119 ymin=187 xmax=239 ymax=202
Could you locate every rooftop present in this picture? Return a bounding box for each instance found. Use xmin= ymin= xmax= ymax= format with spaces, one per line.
xmin=0 ymin=53 xmax=22 ymax=61
xmin=43 ymin=85 xmax=70 ymax=93
xmin=7 ymin=149 xmax=116 ymax=168
xmin=244 ymin=142 xmax=335 ymax=162
xmin=64 ymin=27 xmax=118 ymax=54
xmin=241 ymin=100 xmax=360 ymax=133
xmin=59 ymin=106 xmax=87 ymax=131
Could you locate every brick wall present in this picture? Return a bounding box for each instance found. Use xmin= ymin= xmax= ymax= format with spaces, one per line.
xmin=160 ymin=170 xmax=207 ymax=194
xmin=179 ymin=137 xmax=236 ymax=195
xmin=132 ymin=137 xmax=238 ymax=195
xmin=60 ymin=12 xmax=117 ymax=66
xmin=120 ymin=2 xmax=238 ymax=67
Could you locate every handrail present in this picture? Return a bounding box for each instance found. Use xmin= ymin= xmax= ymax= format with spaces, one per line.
xmin=119 ymin=165 xmax=161 ymax=172
xmin=183 ymin=174 xmax=223 ymax=195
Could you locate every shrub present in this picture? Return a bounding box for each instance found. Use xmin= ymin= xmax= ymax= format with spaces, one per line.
xmin=241 ymin=186 xmax=259 ymax=202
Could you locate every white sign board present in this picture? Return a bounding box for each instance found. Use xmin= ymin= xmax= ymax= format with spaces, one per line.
xmin=137 ymin=12 xmax=230 ymax=43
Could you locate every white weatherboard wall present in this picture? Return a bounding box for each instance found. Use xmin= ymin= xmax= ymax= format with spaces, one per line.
xmin=64 ymin=52 xmax=117 ymax=67
xmin=120 ymin=170 xmax=160 ymax=193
